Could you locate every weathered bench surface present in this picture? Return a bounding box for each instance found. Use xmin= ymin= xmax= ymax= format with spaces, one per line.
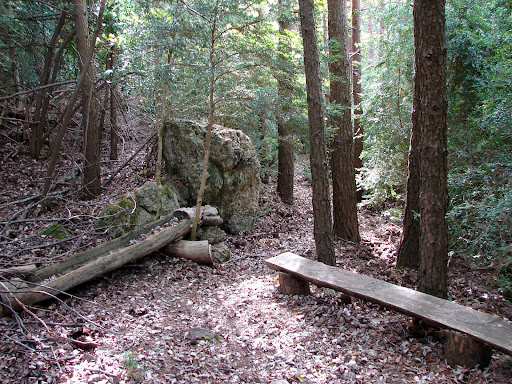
xmin=266 ymin=252 xmax=512 ymax=355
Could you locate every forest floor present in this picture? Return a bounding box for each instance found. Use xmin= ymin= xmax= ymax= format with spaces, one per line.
xmin=1 ymin=123 xmax=512 ymax=383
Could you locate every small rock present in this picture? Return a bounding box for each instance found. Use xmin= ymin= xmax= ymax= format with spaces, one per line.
xmin=186 ymin=327 xmax=218 ymax=344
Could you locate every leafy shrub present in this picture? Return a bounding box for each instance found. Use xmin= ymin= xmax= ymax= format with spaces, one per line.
xmin=447 ymin=159 xmax=512 ymax=265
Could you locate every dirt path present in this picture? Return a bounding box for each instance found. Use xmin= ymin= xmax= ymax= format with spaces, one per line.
xmin=1 ymin=165 xmax=512 ymax=383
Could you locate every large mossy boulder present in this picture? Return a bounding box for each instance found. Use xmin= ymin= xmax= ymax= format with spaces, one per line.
xmin=162 ymin=120 xmax=261 ymax=233
xmin=97 ymin=181 xmax=182 ymax=238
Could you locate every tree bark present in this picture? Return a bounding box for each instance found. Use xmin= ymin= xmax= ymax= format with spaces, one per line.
xmin=109 ymin=46 xmax=119 ymax=160
xmin=30 ymin=213 xmax=178 ymax=282
xmin=328 ymin=0 xmax=360 ymax=243
xmin=30 ymin=10 xmax=67 ymax=159
xmin=277 ymin=0 xmax=295 ymax=205
xmin=163 ymin=240 xmax=212 ymax=265
xmin=414 ymin=0 xmax=449 ymax=299
xmin=1 ymin=219 xmax=193 ymax=315
xmin=42 ymin=1 xmax=106 ymax=198
xmin=351 ymin=0 xmax=363 ymax=202
xmin=444 ymin=331 xmax=492 ymax=368
xmin=75 ymin=0 xmax=101 ymax=198
xmin=278 ymin=272 xmax=310 ymax=295
xmin=298 ymin=0 xmax=336 ymax=266
xmin=397 ymin=126 xmax=421 ymax=268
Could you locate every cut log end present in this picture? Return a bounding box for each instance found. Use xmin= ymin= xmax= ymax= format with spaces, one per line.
xmin=163 ymin=240 xmax=212 ymax=265
xmin=278 ymin=272 xmax=310 ymax=295
xmin=444 ymin=331 xmax=493 ymax=368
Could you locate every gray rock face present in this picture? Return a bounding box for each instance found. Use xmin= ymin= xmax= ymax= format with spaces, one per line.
xmin=163 ymin=120 xmax=261 ymax=233
xmin=135 ymin=181 xmax=181 ymax=216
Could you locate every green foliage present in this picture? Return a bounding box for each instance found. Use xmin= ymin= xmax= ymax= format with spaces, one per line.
xmin=0 ymin=1 xmax=74 ymax=90
xmin=447 ymin=158 xmax=512 ymax=262
xmin=447 ymin=0 xmax=512 ymax=155
xmin=498 ymin=261 xmax=512 ymax=300
xmin=358 ymin=0 xmax=512 ymax=269
xmin=42 ymin=223 xmax=71 ymax=240
xmin=358 ymin=0 xmax=413 ymax=204
xmin=120 ymin=351 xmax=146 ymax=382
xmin=445 ymin=0 xmax=512 ymax=265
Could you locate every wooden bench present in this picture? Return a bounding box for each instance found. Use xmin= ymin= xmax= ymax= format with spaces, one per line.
xmin=266 ymin=252 xmax=512 ymax=367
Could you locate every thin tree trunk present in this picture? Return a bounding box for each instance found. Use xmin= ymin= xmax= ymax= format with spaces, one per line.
xmin=109 ymin=46 xmax=119 ymax=160
xmin=415 ymin=0 xmax=449 ymax=299
xmin=30 ymin=10 xmax=67 ymax=159
xmin=75 ymin=0 xmax=101 ymax=198
xmin=352 ymin=0 xmax=363 ymax=202
xmin=40 ymin=28 xmax=76 ymax=152
xmin=98 ymin=80 xmax=109 ymax=138
xmin=191 ymin=0 xmax=219 ymax=240
xmin=277 ymin=0 xmax=295 ymax=205
xmin=42 ymin=0 xmax=106 ymax=198
xmin=328 ymin=0 xmax=360 ymax=243
xmin=298 ymin=0 xmax=336 ymax=266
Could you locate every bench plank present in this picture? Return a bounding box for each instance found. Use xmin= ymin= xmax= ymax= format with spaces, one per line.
xmin=266 ymin=252 xmax=512 ymax=355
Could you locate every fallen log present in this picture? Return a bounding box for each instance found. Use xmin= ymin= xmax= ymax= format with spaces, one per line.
xmin=163 ymin=240 xmax=212 ymax=265
xmin=1 ymin=219 xmax=192 ymax=315
xmin=30 ymin=213 xmax=178 ymax=282
xmin=29 ymin=206 xmax=219 ymax=282
xmin=0 ymin=265 xmax=37 ymax=279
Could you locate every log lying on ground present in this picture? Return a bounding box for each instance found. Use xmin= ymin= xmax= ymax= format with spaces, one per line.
xmin=0 ymin=205 xmax=222 ymax=317
xmin=0 ymin=219 xmax=192 ymax=315
xmin=0 ymin=265 xmax=37 ymax=279
xmin=163 ymin=240 xmax=212 ymax=265
xmin=30 ymin=213 xmax=178 ymax=282
xmin=28 ymin=206 xmax=220 ymax=283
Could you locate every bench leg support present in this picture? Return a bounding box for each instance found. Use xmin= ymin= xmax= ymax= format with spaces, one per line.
xmin=444 ymin=331 xmax=492 ymax=368
xmin=278 ymin=272 xmax=310 ymax=295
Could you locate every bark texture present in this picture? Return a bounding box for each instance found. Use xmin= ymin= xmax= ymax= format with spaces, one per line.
xmin=328 ymin=0 xmax=360 ymax=242
xmin=444 ymin=331 xmax=492 ymax=368
xmin=278 ymin=272 xmax=311 ymax=295
xmin=75 ymin=0 xmax=101 ymax=198
xmin=414 ymin=0 xmax=449 ymax=298
xmin=1 ymin=220 xmax=193 ymax=315
xmin=109 ymin=46 xmax=119 ymax=160
xmin=397 ymin=125 xmax=421 ymax=269
xmin=298 ymin=0 xmax=335 ymax=266
xmin=277 ymin=0 xmax=295 ymax=205
xmin=163 ymin=240 xmax=212 ymax=265
xmin=351 ymin=0 xmax=363 ymax=202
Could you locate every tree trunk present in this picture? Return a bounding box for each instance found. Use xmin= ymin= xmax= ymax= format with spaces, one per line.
xmin=109 ymin=46 xmax=119 ymax=160
xmin=444 ymin=331 xmax=492 ymax=368
xmin=328 ymin=0 xmax=360 ymax=243
xmin=277 ymin=0 xmax=295 ymax=205
xmin=298 ymin=0 xmax=336 ymax=266
xmin=42 ymin=1 xmax=106 ymax=198
xmin=31 ymin=213 xmax=179 ymax=282
xmin=414 ymin=0 xmax=449 ymax=299
xmin=30 ymin=10 xmax=67 ymax=159
xmin=397 ymin=126 xmax=421 ymax=268
xmin=75 ymin=0 xmax=101 ymax=198
xmin=191 ymin=1 xmax=219 ymax=240
xmin=352 ymin=0 xmax=363 ymax=202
